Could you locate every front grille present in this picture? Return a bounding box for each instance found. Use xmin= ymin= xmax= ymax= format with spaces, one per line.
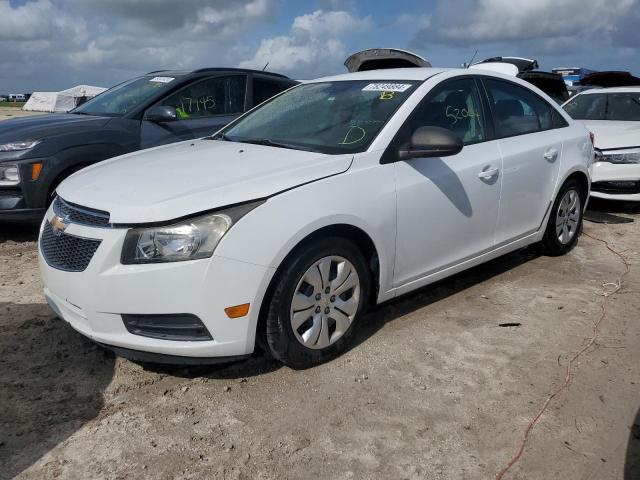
xmin=53 ymin=197 xmax=110 ymax=227
xmin=0 ymin=189 xmax=21 ymax=198
xmin=40 ymin=222 xmax=101 ymax=272
xmin=591 ymin=180 xmax=640 ymax=195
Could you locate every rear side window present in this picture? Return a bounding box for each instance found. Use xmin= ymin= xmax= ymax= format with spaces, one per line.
xmin=159 ymin=75 xmax=247 ymax=120
xmin=253 ymin=78 xmax=286 ymax=106
xmin=484 ymin=79 xmax=554 ymax=137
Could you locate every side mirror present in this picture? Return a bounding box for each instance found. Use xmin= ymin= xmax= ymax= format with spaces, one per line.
xmin=144 ymin=105 xmax=177 ymax=123
xmin=398 ymin=126 xmax=463 ymax=160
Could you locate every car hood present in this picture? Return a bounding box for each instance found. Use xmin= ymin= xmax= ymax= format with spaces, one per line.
xmin=0 ymin=113 xmax=111 ymax=143
xmin=57 ymin=139 xmax=353 ymax=224
xmin=581 ymin=120 xmax=640 ymax=150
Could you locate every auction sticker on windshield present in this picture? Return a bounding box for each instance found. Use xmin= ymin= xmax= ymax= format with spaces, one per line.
xmin=149 ymin=77 xmax=175 ymax=83
xmin=362 ymin=83 xmax=413 ymax=92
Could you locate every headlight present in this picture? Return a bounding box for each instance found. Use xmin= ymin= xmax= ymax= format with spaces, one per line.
xmin=596 ymin=148 xmax=640 ymax=164
xmin=0 ymin=140 xmax=41 ymax=152
xmin=121 ymin=201 xmax=264 ymax=264
xmin=0 ymin=164 xmax=20 ymax=186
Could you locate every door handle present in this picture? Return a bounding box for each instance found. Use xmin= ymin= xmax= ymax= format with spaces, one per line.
xmin=543 ymin=148 xmax=558 ymax=161
xmin=478 ymin=166 xmax=499 ymax=180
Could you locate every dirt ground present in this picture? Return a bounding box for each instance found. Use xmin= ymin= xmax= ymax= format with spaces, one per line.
xmin=0 ymin=200 xmax=637 ymax=480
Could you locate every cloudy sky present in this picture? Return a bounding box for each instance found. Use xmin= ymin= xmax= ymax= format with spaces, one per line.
xmin=1 ymin=0 xmax=639 ymax=92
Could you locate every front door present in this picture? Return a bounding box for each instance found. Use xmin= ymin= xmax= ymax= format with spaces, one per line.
xmin=140 ymin=75 xmax=247 ymax=148
xmin=393 ymin=77 xmax=503 ymax=287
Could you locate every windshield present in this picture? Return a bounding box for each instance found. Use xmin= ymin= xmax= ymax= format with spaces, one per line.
xmin=563 ymin=92 xmax=640 ymax=121
xmin=73 ymin=75 xmax=180 ymax=117
xmin=219 ymin=80 xmax=419 ymax=154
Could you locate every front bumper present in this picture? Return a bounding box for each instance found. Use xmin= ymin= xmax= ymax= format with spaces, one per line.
xmin=0 ymin=189 xmax=45 ymax=222
xmin=0 ymin=157 xmax=51 ymax=222
xmin=38 ymin=210 xmax=274 ymax=360
xmin=590 ymin=161 xmax=640 ymax=201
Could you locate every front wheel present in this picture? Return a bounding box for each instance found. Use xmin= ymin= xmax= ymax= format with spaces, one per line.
xmin=264 ymin=237 xmax=371 ymax=369
xmin=540 ymin=179 xmax=585 ymax=256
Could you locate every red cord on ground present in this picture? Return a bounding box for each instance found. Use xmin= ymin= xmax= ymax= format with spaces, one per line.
xmin=495 ymin=230 xmax=631 ymax=480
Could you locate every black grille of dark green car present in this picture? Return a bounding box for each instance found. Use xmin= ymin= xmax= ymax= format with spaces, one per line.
xmin=40 ymin=222 xmax=102 ymax=272
xmin=53 ymin=197 xmax=111 ymax=227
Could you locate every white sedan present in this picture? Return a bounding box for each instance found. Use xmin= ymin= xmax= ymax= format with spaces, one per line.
xmin=39 ymin=68 xmax=593 ymax=368
xmin=563 ymin=87 xmax=640 ymax=201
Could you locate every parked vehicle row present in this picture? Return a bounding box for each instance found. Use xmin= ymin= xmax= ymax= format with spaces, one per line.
xmin=38 ymin=67 xmax=593 ymax=368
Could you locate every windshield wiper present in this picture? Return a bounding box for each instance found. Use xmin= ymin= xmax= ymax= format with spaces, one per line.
xmin=232 ymin=137 xmax=321 ymax=152
xmin=208 ymin=133 xmax=231 ymax=141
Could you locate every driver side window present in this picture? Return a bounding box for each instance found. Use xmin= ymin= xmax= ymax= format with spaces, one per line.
xmin=409 ymin=78 xmax=487 ymax=145
xmin=159 ymin=75 xmax=247 ymax=120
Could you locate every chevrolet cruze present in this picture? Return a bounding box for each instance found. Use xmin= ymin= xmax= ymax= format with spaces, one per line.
xmin=39 ymin=68 xmax=593 ymax=368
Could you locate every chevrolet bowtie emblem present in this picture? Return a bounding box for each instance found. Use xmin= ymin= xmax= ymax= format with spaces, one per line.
xmin=50 ymin=214 xmax=70 ymax=236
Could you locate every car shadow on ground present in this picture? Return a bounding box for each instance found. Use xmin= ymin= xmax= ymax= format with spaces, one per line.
xmin=0 ymin=223 xmax=39 ymax=243
xmin=0 ymin=303 xmax=115 ymax=479
xmin=349 ymin=245 xmax=540 ymax=355
xmin=626 ymin=408 xmax=640 ymax=480
xmin=587 ymin=198 xmax=640 ymax=215
xmin=140 ymin=351 xmax=284 ymax=380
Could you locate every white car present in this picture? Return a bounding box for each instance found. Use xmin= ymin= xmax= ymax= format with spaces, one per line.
xmin=39 ymin=68 xmax=593 ymax=368
xmin=563 ymin=87 xmax=640 ymax=201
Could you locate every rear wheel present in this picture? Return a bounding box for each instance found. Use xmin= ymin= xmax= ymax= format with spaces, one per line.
xmin=541 ymin=179 xmax=585 ymax=256
xmin=264 ymin=237 xmax=370 ymax=369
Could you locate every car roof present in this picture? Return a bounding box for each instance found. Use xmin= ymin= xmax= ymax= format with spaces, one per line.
xmin=144 ymin=68 xmax=292 ymax=80
xmin=578 ymin=86 xmax=640 ymax=94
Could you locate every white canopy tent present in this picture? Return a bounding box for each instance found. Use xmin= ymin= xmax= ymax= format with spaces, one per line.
xmin=23 ymin=85 xmax=107 ymax=113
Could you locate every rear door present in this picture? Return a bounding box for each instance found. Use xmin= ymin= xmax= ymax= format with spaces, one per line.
xmin=140 ymin=74 xmax=248 ymax=148
xmin=482 ymin=78 xmax=563 ymax=244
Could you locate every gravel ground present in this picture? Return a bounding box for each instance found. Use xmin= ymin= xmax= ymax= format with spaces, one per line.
xmin=0 ymin=199 xmax=638 ymax=480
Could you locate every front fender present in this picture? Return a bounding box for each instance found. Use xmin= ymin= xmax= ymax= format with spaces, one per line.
xmin=214 ymin=160 xmax=397 ymax=303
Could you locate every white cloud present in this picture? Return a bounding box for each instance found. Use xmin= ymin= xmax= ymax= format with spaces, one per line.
xmin=418 ymin=0 xmax=638 ymax=46
xmin=0 ymin=0 xmax=279 ymax=91
xmin=239 ymin=9 xmax=372 ymax=78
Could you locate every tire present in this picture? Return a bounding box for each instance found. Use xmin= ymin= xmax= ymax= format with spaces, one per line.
xmin=264 ymin=237 xmax=371 ymax=369
xmin=540 ymin=178 xmax=585 ymax=256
